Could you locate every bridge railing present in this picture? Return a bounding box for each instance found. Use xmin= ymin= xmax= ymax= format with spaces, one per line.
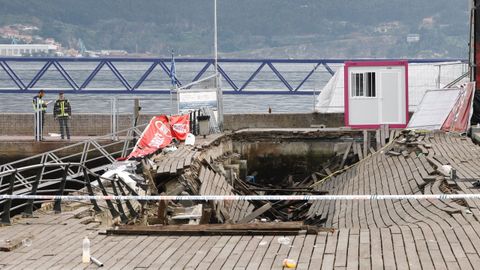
xmin=0 ymin=57 xmax=467 ymax=95
xmin=0 ymin=96 xmax=173 ymax=138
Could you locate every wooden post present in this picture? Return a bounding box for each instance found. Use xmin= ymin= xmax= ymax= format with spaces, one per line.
xmin=363 ymin=130 xmax=369 ymax=157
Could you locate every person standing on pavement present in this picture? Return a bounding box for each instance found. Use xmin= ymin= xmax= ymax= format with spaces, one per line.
xmin=32 ymin=90 xmax=48 ymax=141
xmin=53 ymin=92 xmax=71 ymax=140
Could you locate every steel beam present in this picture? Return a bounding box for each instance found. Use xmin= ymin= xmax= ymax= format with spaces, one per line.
xmin=52 ymin=61 xmax=79 ymax=90
xmin=0 ymin=170 xmax=16 ymax=224
xmin=80 ymin=61 xmax=106 ymax=89
xmin=83 ymin=168 xmax=102 ymax=213
xmin=0 ymin=61 xmax=26 ymax=90
xmin=295 ymin=63 xmax=321 ymax=91
xmin=239 ymin=62 xmax=266 ymax=91
xmin=217 ymin=64 xmax=239 ymax=90
xmin=105 ymin=61 xmax=132 ymax=90
xmin=22 ymin=165 xmax=44 ymax=217
xmin=53 ymin=164 xmax=70 ymax=213
xmin=0 ymin=57 xmax=468 ymax=95
xmin=133 ymin=61 xmax=158 ymax=89
xmin=267 ymin=62 xmax=293 ymax=91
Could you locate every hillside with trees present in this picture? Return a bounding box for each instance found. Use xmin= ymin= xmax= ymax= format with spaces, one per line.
xmin=0 ymin=0 xmax=470 ymax=58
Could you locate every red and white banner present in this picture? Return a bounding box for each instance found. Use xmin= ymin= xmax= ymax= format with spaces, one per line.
xmin=170 ymin=114 xmax=190 ymax=141
xmin=441 ymin=82 xmax=475 ymax=133
xmin=127 ymin=115 xmax=172 ymax=159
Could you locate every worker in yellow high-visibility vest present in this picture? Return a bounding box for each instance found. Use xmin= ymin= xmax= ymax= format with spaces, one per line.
xmin=53 ymin=92 xmax=72 ymax=140
xmin=32 ymin=90 xmax=48 ymax=141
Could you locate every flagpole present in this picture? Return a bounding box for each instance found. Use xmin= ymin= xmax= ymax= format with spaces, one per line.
xmin=170 ymin=50 xmax=177 ymax=114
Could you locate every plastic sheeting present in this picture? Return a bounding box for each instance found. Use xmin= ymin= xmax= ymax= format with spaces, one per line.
xmin=407 ymin=88 xmax=461 ymax=130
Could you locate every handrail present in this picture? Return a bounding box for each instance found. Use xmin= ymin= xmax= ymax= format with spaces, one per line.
xmin=0 ymin=161 xmax=141 ymax=224
xmin=0 ymin=58 xmax=467 ymax=94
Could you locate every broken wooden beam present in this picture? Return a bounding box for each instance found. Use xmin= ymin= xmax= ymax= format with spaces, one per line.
xmin=339 ymin=142 xmax=353 ymax=169
xmin=106 ymin=222 xmax=331 ymax=236
xmin=247 ymin=187 xmax=328 ymax=194
xmin=237 ymin=203 xmax=272 ymax=224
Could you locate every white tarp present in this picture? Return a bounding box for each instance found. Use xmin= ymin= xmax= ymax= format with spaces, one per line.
xmin=315 ymin=62 xmax=467 ymax=113
xmin=407 ymin=88 xmax=461 ymax=130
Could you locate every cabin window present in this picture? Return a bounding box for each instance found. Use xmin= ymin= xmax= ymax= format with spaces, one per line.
xmin=351 ymin=72 xmax=376 ymax=97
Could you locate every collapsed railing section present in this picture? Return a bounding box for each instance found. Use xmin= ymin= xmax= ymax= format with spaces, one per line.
xmin=0 ymin=124 xmax=147 ymax=193
xmin=0 ymin=162 xmax=143 ymax=225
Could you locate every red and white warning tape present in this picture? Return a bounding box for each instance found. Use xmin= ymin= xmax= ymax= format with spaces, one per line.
xmin=1 ymin=194 xmax=480 ymax=201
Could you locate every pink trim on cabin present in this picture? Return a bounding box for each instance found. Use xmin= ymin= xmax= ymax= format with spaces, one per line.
xmin=344 ymin=60 xmax=409 ymax=129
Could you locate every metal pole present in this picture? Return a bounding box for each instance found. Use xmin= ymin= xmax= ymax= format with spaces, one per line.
xmin=110 ymin=97 xmax=115 ymax=140
xmin=214 ymin=0 xmax=224 ymax=130
xmin=214 ymin=0 xmax=218 ymax=78
xmin=113 ymin=97 xmax=118 ymax=140
xmin=35 ymin=101 xmax=41 ymax=141
xmin=437 ymin=65 xmax=442 ymax=88
xmin=1 ymin=170 xmax=16 ymax=224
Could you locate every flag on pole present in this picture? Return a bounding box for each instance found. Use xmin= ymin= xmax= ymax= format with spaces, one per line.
xmin=170 ymin=51 xmax=176 ymax=87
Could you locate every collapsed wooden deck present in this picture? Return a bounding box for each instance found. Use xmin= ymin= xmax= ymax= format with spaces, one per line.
xmin=1 ymin=131 xmax=480 ymax=269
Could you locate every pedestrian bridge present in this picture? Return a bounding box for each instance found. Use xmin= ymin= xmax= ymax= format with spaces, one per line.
xmin=0 ymin=57 xmax=466 ymax=95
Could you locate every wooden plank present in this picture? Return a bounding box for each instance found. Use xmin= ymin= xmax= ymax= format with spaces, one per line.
xmin=391 ymin=231 xmax=409 ymax=270
xmin=121 ymin=236 xmax=170 ymax=270
xmin=363 ymin=130 xmax=369 ymax=158
xmin=201 ymin=235 xmax=242 ymax=270
xmin=380 ymin=125 xmax=386 ymax=147
xmin=237 ymin=203 xmax=272 ymax=224
xmin=222 ymin=236 xmax=255 ymax=269
xmin=105 ymin=236 xmax=151 ymax=269
xmin=389 ymin=130 xmax=395 ymax=142
xmin=148 ymin=236 xmax=191 ymax=269
xmin=346 ymin=233 xmax=359 ymax=270
xmin=357 ymin=143 xmax=364 ymax=160
xmin=296 ymin=235 xmax=316 ymax=269
xmin=279 ymin=235 xmax=305 ymax=270
xmin=243 ymin=236 xmax=272 ymax=269
xmin=384 ymin=124 xmax=390 ymax=144
xmin=309 ymin=232 xmax=328 ymax=270
xmin=352 ymin=142 xmax=358 ymax=155
xmin=184 ymin=151 xmax=196 ymax=167
xmin=176 ymin=158 xmax=185 ymax=170
xmin=370 ymin=228 xmax=384 ymax=270
xmin=169 ymin=159 xmax=179 ymax=174
xmin=107 ymin=222 xmax=323 ymax=236
xmin=340 ymin=142 xmax=353 ymax=169
xmin=183 ymin=236 xmax=221 ymax=269
xmin=376 ymin=129 xmax=382 ymax=149
xmin=359 ymin=229 xmax=371 ymax=270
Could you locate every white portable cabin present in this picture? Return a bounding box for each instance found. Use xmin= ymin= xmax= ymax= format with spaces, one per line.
xmin=344 ymin=61 xmax=408 ymax=128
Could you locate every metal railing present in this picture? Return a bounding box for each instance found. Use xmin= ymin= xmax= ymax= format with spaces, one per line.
xmin=0 ymin=162 xmax=142 ymax=224
xmin=0 ymin=57 xmax=467 ymax=95
xmin=0 ymin=123 xmax=146 ymax=193
xmin=0 ymin=107 xmax=212 ymax=224
xmin=0 ymin=96 xmax=173 ymax=137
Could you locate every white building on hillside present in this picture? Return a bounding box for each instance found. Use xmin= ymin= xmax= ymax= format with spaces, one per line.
xmin=0 ymin=44 xmax=57 ymax=56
